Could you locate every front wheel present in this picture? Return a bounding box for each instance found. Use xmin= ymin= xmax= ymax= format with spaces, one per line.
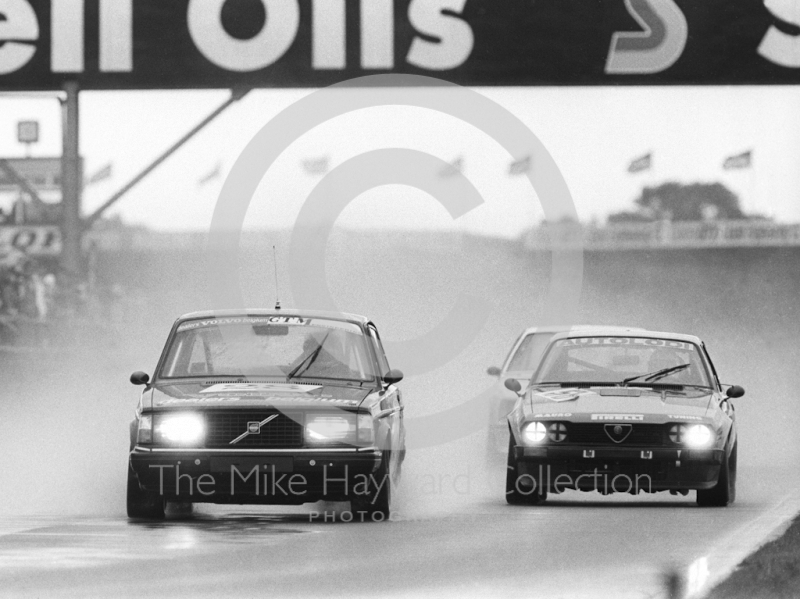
xmin=351 ymin=452 xmax=392 ymax=521
xmin=697 ymin=441 xmax=737 ymax=507
xmin=127 ymin=465 xmax=165 ymax=520
xmin=505 ymin=438 xmax=546 ymax=505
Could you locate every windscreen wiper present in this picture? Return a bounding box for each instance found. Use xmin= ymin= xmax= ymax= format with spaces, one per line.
xmin=620 ymin=363 xmax=690 ymax=386
xmin=287 ymin=332 xmax=330 ymax=379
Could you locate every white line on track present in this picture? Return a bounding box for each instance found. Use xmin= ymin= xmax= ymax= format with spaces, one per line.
xmin=688 ymin=491 xmax=800 ymax=598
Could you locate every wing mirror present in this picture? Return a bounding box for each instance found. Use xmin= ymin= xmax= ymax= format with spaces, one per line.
xmin=487 ymin=366 xmax=502 ymax=377
xmin=384 ymin=369 xmax=404 ymax=385
xmin=725 ymin=385 xmax=745 ymax=399
xmin=130 ymin=371 xmax=150 ymax=386
xmin=504 ymin=378 xmax=522 ymax=394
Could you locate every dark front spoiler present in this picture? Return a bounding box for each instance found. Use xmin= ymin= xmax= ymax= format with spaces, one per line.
xmin=129 ymin=446 xmax=383 ymax=504
xmin=513 ymin=445 xmax=724 ymax=493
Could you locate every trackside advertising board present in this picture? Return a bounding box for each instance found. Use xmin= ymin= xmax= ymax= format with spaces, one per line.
xmin=0 ymin=0 xmax=799 ymax=90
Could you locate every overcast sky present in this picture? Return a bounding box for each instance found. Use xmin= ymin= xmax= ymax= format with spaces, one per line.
xmin=0 ymin=85 xmax=797 ymax=238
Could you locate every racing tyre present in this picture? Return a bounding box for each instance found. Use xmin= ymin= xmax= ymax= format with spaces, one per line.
xmin=127 ymin=465 xmax=165 ymax=520
xmin=506 ymin=438 xmax=546 ymax=505
xmin=697 ymin=441 xmax=737 ymax=507
xmin=351 ymin=452 xmax=392 ymax=521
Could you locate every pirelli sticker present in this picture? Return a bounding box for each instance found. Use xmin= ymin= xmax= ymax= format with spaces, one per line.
xmin=558 ymin=338 xmax=695 ymax=351
xmin=591 ymin=414 xmax=645 ymax=421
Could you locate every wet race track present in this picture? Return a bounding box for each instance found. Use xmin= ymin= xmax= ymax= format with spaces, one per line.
xmin=2 ymin=461 xmax=799 ymax=598
xmin=2 ymin=237 xmax=800 ymax=598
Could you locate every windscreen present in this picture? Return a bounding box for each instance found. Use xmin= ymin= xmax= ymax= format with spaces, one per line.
xmin=534 ymin=337 xmax=711 ymax=387
xmin=506 ymin=332 xmax=556 ymax=372
xmin=159 ymin=317 xmax=376 ymax=382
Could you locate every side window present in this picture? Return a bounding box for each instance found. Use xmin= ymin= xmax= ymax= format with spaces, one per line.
xmin=507 ymin=333 xmax=555 ymax=372
xmin=368 ymin=326 xmax=390 ymax=377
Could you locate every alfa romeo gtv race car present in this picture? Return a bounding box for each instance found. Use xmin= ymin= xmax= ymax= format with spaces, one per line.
xmin=504 ymin=328 xmax=744 ymax=506
xmin=126 ymin=310 xmax=405 ymax=521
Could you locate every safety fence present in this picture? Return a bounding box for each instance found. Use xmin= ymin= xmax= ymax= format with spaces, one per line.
xmin=521 ymin=220 xmax=800 ymax=251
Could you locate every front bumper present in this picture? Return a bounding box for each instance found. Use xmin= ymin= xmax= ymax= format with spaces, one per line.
xmin=513 ymin=445 xmax=724 ymax=492
xmin=129 ymin=446 xmax=383 ymax=504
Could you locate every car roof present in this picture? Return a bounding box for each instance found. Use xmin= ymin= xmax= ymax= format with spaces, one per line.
xmin=176 ymin=308 xmax=370 ymax=326
xmin=517 ymin=324 xmax=646 ymax=336
xmin=547 ymin=327 xmax=703 ymax=345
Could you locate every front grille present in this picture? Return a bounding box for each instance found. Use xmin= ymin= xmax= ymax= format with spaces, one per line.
xmin=205 ymin=411 xmax=304 ymax=448
xmin=565 ymin=423 xmax=665 ymax=446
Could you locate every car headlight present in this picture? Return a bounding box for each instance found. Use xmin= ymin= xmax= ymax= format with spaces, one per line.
xmin=306 ymin=413 xmax=357 ymax=445
xmin=522 ymin=422 xmax=547 ymax=444
xmin=683 ymin=424 xmax=713 ymax=448
xmin=669 ymin=423 xmax=714 ymax=448
xmin=154 ymin=413 xmax=205 ymax=445
xmin=548 ymin=422 xmax=567 ymax=442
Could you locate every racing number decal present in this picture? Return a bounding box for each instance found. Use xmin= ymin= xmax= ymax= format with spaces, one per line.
xmin=537 ymin=388 xmax=593 ymax=402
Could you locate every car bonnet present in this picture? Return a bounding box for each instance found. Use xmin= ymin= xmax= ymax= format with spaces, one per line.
xmin=144 ymin=381 xmax=373 ymax=411
xmin=527 ymin=386 xmax=714 ymax=424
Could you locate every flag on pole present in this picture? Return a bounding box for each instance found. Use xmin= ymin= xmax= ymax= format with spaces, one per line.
xmin=723 ymin=150 xmax=752 ymax=170
xmin=438 ymin=157 xmax=463 ymax=177
xmin=302 ymin=157 xmax=329 ymax=175
xmin=508 ymin=155 xmax=532 ymax=176
xmin=628 ymin=153 xmax=652 ymax=174
xmin=85 ymin=163 xmax=112 ymax=185
xmin=198 ymin=162 xmax=222 ymax=186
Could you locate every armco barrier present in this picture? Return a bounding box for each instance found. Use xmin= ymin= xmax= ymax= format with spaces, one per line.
xmin=522 ymin=221 xmax=800 ymax=251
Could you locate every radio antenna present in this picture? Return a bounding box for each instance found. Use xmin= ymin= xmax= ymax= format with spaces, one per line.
xmin=272 ymin=245 xmax=281 ymax=310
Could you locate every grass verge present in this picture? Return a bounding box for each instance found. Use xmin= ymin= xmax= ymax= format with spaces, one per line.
xmin=707 ymin=512 xmax=800 ymax=599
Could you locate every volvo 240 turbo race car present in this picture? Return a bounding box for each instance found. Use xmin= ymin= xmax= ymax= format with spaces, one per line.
xmin=485 ymin=326 xmax=642 ymax=461
xmin=126 ymin=309 xmax=405 ymax=521
xmin=504 ymin=328 xmax=743 ymax=507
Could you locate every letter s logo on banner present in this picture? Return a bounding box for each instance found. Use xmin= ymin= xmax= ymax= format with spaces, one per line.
xmin=407 ymin=0 xmax=474 ymax=71
xmin=605 ymin=0 xmax=688 ymax=74
xmin=759 ymin=0 xmax=800 ymax=67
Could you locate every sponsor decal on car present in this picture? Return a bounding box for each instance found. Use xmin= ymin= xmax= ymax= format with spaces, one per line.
xmin=157 ymin=397 xmax=242 ymax=405
xmin=177 ymin=316 xmax=310 ymax=332
xmin=558 ymin=337 xmax=695 ymax=350
xmin=590 ymin=413 xmax=645 ymax=421
xmin=668 ymin=414 xmax=703 ymax=421
xmin=532 ymin=413 xmax=573 ymax=418
xmin=155 ymin=395 xmax=360 ymax=406
xmin=201 ymin=383 xmax=322 ymax=394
